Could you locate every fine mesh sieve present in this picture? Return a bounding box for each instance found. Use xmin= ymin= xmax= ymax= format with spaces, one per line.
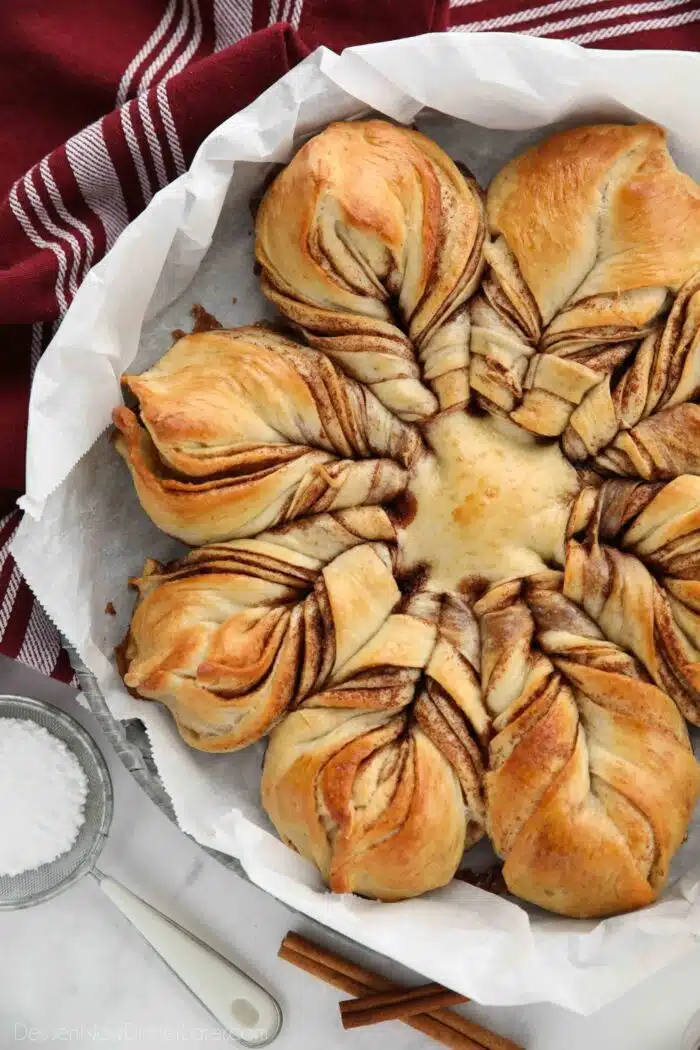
xmin=0 ymin=694 xmax=112 ymax=909
xmin=0 ymin=695 xmax=282 ymax=1046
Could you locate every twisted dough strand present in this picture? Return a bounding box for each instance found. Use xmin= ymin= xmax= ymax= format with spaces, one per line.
xmin=120 ymin=508 xmax=405 ymax=750
xmin=566 ymin=476 xmax=700 ymax=724
xmin=569 ymin=272 xmax=700 ymax=476
xmin=256 ymin=120 xmax=486 ymax=418
xmin=262 ymin=590 xmax=490 ymax=900
xmin=475 ymin=573 xmax=699 ymax=918
xmin=114 ymin=327 xmax=423 ymax=544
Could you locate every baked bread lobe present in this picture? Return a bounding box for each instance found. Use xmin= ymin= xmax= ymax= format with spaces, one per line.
xmin=487 ymin=124 xmax=700 ymax=330
xmin=566 ymin=476 xmax=700 ymax=726
xmin=119 ymin=509 xmax=403 ymax=751
xmin=114 ymin=119 xmax=700 ymax=917
xmin=113 ymin=326 xmax=421 ymax=545
xmin=479 ymin=125 xmax=700 ymax=448
xmin=255 ymin=119 xmax=486 ymax=417
xmin=261 ymin=590 xmax=489 ymax=900
xmin=476 ymin=573 xmax=700 ymax=918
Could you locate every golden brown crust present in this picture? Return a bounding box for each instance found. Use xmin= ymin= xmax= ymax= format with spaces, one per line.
xmin=255 ymin=120 xmax=486 ymax=416
xmin=482 ymin=125 xmax=700 ymax=454
xmin=261 ymin=590 xmax=489 ymax=900
xmin=487 ymin=124 xmax=700 ymax=326
xmin=475 ymin=575 xmax=699 ymax=918
xmin=113 ymin=326 xmax=421 ymax=544
xmin=119 ymin=510 xmax=404 ymax=751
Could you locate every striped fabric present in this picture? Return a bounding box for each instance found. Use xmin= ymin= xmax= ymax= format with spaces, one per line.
xmin=0 ymin=0 xmax=695 ymax=681
xmin=448 ymin=0 xmax=700 ymax=46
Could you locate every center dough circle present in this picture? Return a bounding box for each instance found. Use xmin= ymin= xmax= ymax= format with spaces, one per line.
xmin=398 ymin=411 xmax=580 ymax=589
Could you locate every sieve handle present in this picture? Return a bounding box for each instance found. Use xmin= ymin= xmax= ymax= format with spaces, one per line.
xmin=99 ymin=875 xmax=282 ymax=1046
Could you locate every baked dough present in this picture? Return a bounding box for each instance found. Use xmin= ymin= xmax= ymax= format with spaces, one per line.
xmin=477 ymin=573 xmax=699 ymax=917
xmin=262 ymin=590 xmax=488 ymax=900
xmin=119 ymin=508 xmax=403 ymax=750
xmin=481 ymin=124 xmax=700 ymax=453
xmin=113 ymin=326 xmax=421 ymax=544
xmin=256 ymin=119 xmax=486 ymax=418
xmin=115 ymin=120 xmax=700 ymax=917
xmin=566 ymin=476 xmax=700 ymax=725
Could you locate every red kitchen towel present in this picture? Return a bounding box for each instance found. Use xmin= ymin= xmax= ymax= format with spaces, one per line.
xmin=0 ymin=0 xmax=697 ymax=681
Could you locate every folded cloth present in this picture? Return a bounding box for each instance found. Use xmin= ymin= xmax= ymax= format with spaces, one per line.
xmin=0 ymin=0 xmax=696 ymax=679
xmin=448 ymin=1 xmax=700 ymax=48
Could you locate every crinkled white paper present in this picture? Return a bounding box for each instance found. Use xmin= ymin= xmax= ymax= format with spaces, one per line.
xmin=13 ymin=34 xmax=700 ymax=1013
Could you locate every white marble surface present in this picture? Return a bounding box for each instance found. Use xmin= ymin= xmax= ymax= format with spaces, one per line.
xmin=1 ymin=653 xmax=700 ymax=1050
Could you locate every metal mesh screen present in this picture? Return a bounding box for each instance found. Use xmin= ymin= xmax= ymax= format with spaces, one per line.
xmin=0 ymin=696 xmax=112 ymax=909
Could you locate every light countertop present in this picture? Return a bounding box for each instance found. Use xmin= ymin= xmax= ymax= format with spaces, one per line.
xmin=1 ymin=652 xmax=699 ymax=1050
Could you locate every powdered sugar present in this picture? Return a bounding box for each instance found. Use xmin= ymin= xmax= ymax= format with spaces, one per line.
xmin=0 ymin=717 xmax=88 ymax=876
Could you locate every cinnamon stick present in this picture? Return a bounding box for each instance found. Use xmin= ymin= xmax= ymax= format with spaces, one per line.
xmin=341 ymin=984 xmax=469 ymax=1029
xmin=277 ymin=944 xmax=369 ymax=998
xmin=431 ymin=1009 xmax=523 ymax=1050
xmin=283 ymin=931 xmax=395 ymax=989
xmin=342 ymin=982 xmax=457 ymax=1012
xmin=278 ymin=932 xmax=524 ymax=1050
xmin=279 ymin=944 xmax=483 ymax=1050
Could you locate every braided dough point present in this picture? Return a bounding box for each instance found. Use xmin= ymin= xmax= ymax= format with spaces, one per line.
xmin=119 ymin=510 xmax=403 ymax=751
xmin=262 ymin=591 xmax=489 ymax=900
xmin=256 ymin=120 xmax=486 ymax=418
xmin=113 ymin=327 xmax=421 ymax=544
xmin=476 ymin=575 xmax=700 ymax=918
xmin=482 ymin=125 xmax=700 ymax=468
